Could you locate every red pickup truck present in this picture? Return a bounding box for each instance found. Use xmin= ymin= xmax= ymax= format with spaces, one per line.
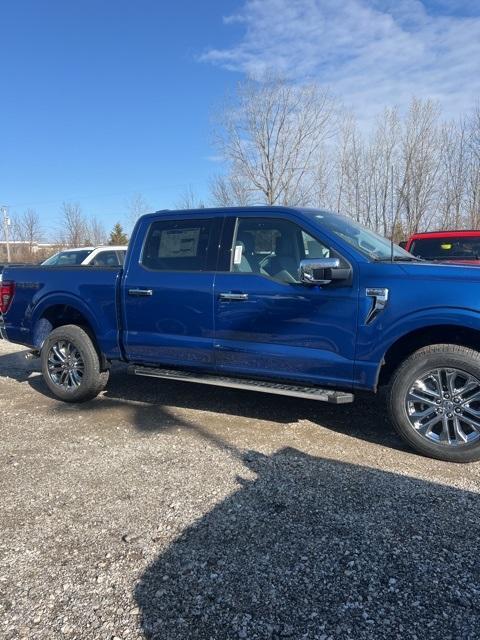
xmin=405 ymin=230 xmax=480 ymax=264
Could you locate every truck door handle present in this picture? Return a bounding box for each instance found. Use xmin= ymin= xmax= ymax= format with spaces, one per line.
xmin=128 ymin=288 xmax=153 ymax=297
xmin=219 ymin=292 xmax=249 ymax=301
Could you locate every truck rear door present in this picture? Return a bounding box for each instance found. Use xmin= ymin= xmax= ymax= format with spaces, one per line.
xmin=122 ymin=214 xmax=222 ymax=368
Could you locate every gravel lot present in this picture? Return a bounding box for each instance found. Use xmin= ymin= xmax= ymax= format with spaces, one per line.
xmin=1 ymin=339 xmax=480 ymax=640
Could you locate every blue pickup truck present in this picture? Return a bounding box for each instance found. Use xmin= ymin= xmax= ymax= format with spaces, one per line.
xmin=2 ymin=206 xmax=480 ymax=462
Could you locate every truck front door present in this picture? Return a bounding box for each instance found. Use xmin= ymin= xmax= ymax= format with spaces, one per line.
xmin=214 ymin=214 xmax=358 ymax=388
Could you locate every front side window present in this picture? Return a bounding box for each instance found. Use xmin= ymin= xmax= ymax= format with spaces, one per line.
xmin=231 ymin=218 xmax=331 ymax=283
xmin=142 ymin=219 xmax=214 ymax=271
xmin=302 ymin=230 xmax=330 ymax=259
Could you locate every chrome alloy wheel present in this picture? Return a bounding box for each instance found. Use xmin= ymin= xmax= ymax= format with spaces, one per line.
xmin=46 ymin=340 xmax=85 ymax=391
xmin=406 ymin=368 xmax=480 ymax=446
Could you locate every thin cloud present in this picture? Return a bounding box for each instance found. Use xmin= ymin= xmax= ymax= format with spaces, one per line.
xmin=199 ymin=0 xmax=480 ymax=123
xmin=204 ymin=154 xmax=224 ymax=164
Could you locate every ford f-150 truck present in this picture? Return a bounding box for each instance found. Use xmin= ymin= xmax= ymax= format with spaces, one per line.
xmin=2 ymin=206 xmax=480 ymax=462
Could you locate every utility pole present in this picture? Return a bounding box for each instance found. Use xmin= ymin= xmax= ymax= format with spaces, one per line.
xmin=1 ymin=206 xmax=11 ymax=262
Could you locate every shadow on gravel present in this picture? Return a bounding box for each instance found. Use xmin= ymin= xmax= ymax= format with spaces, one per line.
xmin=19 ymin=359 xmax=405 ymax=452
xmin=105 ymin=367 xmax=404 ymax=452
xmin=134 ymin=447 xmax=480 ymax=640
xmin=0 ymin=348 xmax=40 ymax=382
xmin=4 ymin=352 xmax=480 ymax=637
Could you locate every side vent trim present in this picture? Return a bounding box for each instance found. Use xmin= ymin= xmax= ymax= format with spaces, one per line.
xmin=365 ymin=287 xmax=389 ymax=325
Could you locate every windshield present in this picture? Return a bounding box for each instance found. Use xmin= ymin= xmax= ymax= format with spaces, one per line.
xmin=410 ymin=237 xmax=480 ymax=261
xmin=42 ymin=249 xmax=93 ymax=266
xmin=309 ymin=210 xmax=414 ymax=261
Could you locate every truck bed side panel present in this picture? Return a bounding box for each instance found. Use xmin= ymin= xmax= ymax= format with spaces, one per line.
xmin=3 ymin=266 xmax=121 ymax=358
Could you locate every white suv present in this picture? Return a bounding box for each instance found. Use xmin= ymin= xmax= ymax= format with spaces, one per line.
xmin=42 ymin=246 xmax=127 ymax=267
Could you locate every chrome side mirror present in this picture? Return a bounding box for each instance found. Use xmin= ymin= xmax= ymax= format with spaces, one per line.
xmin=299 ymin=258 xmax=342 ymax=285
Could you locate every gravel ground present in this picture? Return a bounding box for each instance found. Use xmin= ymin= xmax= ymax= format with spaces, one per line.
xmin=1 ymin=339 xmax=480 ymax=640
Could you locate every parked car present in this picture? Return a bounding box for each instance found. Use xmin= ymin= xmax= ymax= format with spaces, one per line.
xmin=3 ymin=206 xmax=480 ymax=462
xmin=41 ymin=246 xmax=127 ymax=267
xmin=405 ymin=230 xmax=480 ymax=264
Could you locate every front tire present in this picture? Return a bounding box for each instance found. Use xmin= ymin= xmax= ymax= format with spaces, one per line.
xmin=388 ymin=344 xmax=480 ymax=462
xmin=41 ymin=324 xmax=109 ymax=402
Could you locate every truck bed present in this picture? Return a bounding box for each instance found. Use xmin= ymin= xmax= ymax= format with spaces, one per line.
xmin=2 ymin=265 xmax=122 ymax=358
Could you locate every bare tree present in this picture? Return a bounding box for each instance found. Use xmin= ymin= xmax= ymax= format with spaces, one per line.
xmin=396 ymin=98 xmax=441 ymax=235
xmin=88 ymin=216 xmax=107 ymax=245
xmin=127 ymin=193 xmax=151 ymax=224
xmin=334 ymin=116 xmax=365 ymax=223
xmin=333 ymin=115 xmax=355 ymax=214
xmin=368 ymin=108 xmax=401 ymax=236
xmin=214 ymin=77 xmax=336 ymax=206
xmin=466 ymin=105 xmax=480 ymax=227
xmin=470 ymin=104 xmax=480 ymax=162
xmin=331 ymin=110 xmax=400 ymax=235
xmin=12 ymin=209 xmax=43 ymax=259
xmin=466 ymin=163 xmax=480 ymax=229
xmin=438 ymin=119 xmax=469 ymax=229
xmin=175 ymin=185 xmax=205 ymax=209
xmin=210 ymin=174 xmax=253 ymax=207
xmin=311 ymin=146 xmax=335 ymax=211
xmin=59 ymin=202 xmax=89 ymax=246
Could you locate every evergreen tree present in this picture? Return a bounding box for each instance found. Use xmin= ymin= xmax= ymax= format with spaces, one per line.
xmin=109 ymin=223 xmax=128 ymax=245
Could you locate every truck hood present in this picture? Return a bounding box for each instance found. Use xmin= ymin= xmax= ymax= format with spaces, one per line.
xmin=399 ymin=262 xmax=480 ymax=282
xmin=427 ymin=258 xmax=480 ymax=266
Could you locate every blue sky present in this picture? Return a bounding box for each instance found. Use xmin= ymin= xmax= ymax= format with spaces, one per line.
xmin=1 ymin=0 xmax=479 ymax=237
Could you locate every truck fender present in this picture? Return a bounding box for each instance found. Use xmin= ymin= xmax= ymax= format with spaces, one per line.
xmin=29 ymin=293 xmax=101 ymax=350
xmin=371 ymin=307 xmax=480 ymax=388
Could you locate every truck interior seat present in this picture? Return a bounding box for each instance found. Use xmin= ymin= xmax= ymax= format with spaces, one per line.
xmin=263 ymin=235 xmax=299 ymax=282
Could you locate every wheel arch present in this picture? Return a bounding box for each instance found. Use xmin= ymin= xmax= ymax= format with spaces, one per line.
xmin=32 ymin=298 xmax=108 ymax=370
xmin=377 ymin=324 xmax=480 ymax=388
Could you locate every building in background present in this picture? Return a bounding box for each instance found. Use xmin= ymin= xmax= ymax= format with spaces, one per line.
xmin=0 ymin=241 xmax=59 ymax=263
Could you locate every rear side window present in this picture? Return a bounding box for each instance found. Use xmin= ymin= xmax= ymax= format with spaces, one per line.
xmin=142 ymin=219 xmax=215 ymax=271
xmin=92 ymin=250 xmax=119 ymax=267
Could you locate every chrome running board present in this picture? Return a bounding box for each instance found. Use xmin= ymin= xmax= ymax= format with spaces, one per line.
xmin=130 ymin=365 xmax=354 ymax=404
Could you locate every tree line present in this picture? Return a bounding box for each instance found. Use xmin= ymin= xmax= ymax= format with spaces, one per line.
xmin=5 ymin=203 xmax=130 ymax=262
xmin=209 ymin=79 xmax=480 ymax=240
xmin=5 ymin=78 xmax=480 ymax=263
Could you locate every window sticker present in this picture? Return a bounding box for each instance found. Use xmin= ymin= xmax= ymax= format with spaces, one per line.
xmin=233 ymin=243 xmax=243 ymax=265
xmin=158 ymin=228 xmax=200 ymax=258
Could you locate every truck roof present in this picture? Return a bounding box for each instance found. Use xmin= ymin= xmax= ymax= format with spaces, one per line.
xmin=144 ymin=205 xmax=346 ymax=222
xmin=150 ymin=205 xmax=302 ymax=216
xmin=59 ymin=245 xmax=127 ymax=252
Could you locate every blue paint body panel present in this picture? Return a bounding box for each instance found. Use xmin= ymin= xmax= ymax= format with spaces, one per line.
xmin=3 ymin=206 xmax=480 ymax=394
xmin=121 ymin=271 xmax=216 ymax=368
xmin=2 ymin=266 xmax=121 ymax=357
xmin=354 ymin=261 xmax=480 ymax=388
xmin=214 ymin=273 xmax=358 ymax=387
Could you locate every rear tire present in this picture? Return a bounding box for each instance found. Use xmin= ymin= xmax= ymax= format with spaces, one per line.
xmin=41 ymin=324 xmax=109 ymax=402
xmin=388 ymin=344 xmax=480 ymax=462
